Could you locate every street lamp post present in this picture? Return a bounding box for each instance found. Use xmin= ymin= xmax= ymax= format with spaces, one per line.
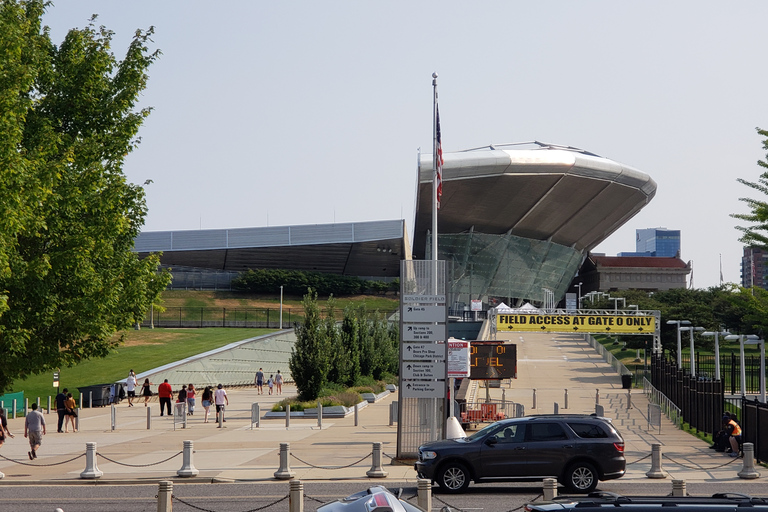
xmin=724 ymin=334 xmax=763 ymax=398
xmin=680 ymin=326 xmax=705 ymax=377
xmin=279 ymin=285 xmax=284 ymax=330
xmin=609 ymin=297 xmax=626 ymax=311
xmin=666 ymin=320 xmax=691 ymax=370
xmin=701 ymin=330 xmax=729 ymax=381
xmin=573 ymin=282 xmax=582 ymax=310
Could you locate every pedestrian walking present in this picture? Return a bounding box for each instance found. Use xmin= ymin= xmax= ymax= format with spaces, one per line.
xmin=275 ymin=370 xmax=283 ymax=395
xmin=158 ymin=379 xmax=173 ymax=416
xmin=254 ymin=368 xmax=264 ymax=394
xmin=126 ymin=370 xmax=137 ymax=407
xmin=64 ymin=393 xmax=77 ymax=433
xmin=24 ymin=403 xmax=46 ymax=460
xmin=214 ymin=383 xmax=229 ymax=425
xmin=0 ymin=407 xmax=15 ymax=452
xmin=187 ymin=384 xmax=196 ymax=416
xmin=202 ymin=386 xmax=213 ymax=423
xmin=55 ymin=388 xmax=68 ymax=433
xmin=267 ymin=375 xmax=274 ymax=395
xmin=141 ymin=378 xmax=153 ymax=406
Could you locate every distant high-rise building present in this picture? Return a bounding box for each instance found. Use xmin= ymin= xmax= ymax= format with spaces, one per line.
xmin=741 ymin=246 xmax=768 ymax=289
xmin=618 ymin=228 xmax=680 ymax=257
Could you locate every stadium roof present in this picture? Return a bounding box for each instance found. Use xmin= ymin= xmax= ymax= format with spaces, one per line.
xmin=134 ymin=219 xmax=409 ymax=278
xmin=413 ymin=142 xmax=657 ymax=258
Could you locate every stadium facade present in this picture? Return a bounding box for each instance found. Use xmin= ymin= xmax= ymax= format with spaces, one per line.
xmin=134 ymin=142 xmax=656 ymax=306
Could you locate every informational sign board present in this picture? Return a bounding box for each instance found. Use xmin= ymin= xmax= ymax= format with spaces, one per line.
xmin=402 ymin=294 xmax=446 ymax=304
xmin=402 ymin=323 xmax=446 ymax=342
xmin=448 ymin=341 xmax=471 ymax=378
xmin=402 ymin=305 xmax=446 ymax=323
xmin=403 ymin=343 xmax=445 ymax=361
xmin=496 ymin=313 xmax=655 ymax=333
xmin=53 ymin=371 xmax=60 ymax=388
xmin=471 ymin=300 xmax=482 ymax=311
xmin=402 ymin=361 xmax=446 ymax=380
xmin=470 ymin=342 xmax=517 ymax=380
xmin=401 ymin=380 xmax=443 ymax=398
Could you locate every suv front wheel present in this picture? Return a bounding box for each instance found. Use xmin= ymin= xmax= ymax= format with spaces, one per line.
xmin=437 ymin=462 xmax=471 ymax=493
xmin=562 ymin=462 xmax=598 ymax=493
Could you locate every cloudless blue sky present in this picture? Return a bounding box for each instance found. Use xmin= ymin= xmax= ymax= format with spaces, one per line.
xmin=43 ymin=1 xmax=768 ymax=289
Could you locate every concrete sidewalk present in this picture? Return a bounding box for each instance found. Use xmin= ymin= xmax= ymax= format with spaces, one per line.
xmin=0 ymin=332 xmax=760 ymax=485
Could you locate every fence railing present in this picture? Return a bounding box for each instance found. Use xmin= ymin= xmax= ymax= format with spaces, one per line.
xmin=642 ymin=377 xmax=683 ymax=429
xmin=742 ymin=397 xmax=768 ymax=463
xmin=585 ymin=335 xmax=631 ymax=376
xmin=140 ymin=307 xmax=398 ymax=329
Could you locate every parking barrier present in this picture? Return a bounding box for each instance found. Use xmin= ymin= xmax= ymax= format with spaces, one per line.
xmin=532 ymin=388 xmax=537 ymax=409
xmin=596 ymin=388 xmax=600 ymax=405
xmin=80 ymin=442 xmax=103 ymax=479
xmin=564 ymin=389 xmax=569 ymax=409
xmin=111 ymin=404 xmax=116 ymax=431
xmin=177 ymin=440 xmax=199 ymax=477
xmin=147 ymin=406 xmax=151 ymax=429
xmin=290 ymin=479 xmax=304 ymax=512
xmin=354 ymin=403 xmax=359 ymax=426
xmin=366 ymin=442 xmax=388 ymax=478
xmin=417 ymin=478 xmax=431 ymax=512
xmin=738 ymin=443 xmax=761 ymax=479
xmin=274 ymin=442 xmax=295 ymax=479
xmin=627 ymin=390 xmax=632 ymax=410
xmin=285 ymin=404 xmax=290 ymax=428
xmin=158 ymin=480 xmax=173 ymax=512
xmin=646 ymin=444 xmax=665 ymax=478
xmin=251 ymin=403 xmax=260 ymax=429
xmin=317 ymin=402 xmax=323 ymax=430
xmin=671 ymin=479 xmax=686 ymax=497
xmin=554 ymin=402 xmax=559 ymax=414
xmin=543 ymin=477 xmax=558 ymax=500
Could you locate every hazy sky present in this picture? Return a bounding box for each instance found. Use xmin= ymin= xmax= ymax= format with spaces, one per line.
xmin=42 ymin=2 xmax=768 ymax=289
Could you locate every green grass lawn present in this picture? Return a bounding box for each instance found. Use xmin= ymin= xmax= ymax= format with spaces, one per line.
xmin=6 ymin=328 xmax=274 ymax=402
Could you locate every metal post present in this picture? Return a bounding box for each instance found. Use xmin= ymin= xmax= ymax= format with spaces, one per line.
xmin=80 ymin=442 xmax=103 ymax=479
xmin=79 ymin=394 xmax=83 ymax=410
xmin=12 ymin=399 xmax=16 ymax=419
xmin=596 ymin=388 xmax=600 ymax=405
xmin=47 ymin=396 xmax=52 ymax=414
xmin=177 ymin=440 xmax=199 ymax=477
xmin=354 ymin=403 xmax=359 ymax=427
xmin=417 ymin=479 xmax=432 ymax=512
xmin=317 ymin=402 xmax=323 ymax=430
xmin=274 ymin=442 xmax=295 ymax=479
xmin=564 ymin=389 xmax=568 ymax=409
xmin=289 ymin=479 xmax=303 ymax=512
xmin=627 ymin=390 xmax=632 ymax=410
xmin=157 ymin=481 xmax=173 ymax=512
xmin=738 ymin=443 xmax=761 ymax=479
xmin=367 ymin=442 xmax=388 ymax=478
xmin=111 ymin=404 xmax=116 ymax=431
xmin=285 ymin=404 xmax=290 ymax=429
xmin=646 ymin=444 xmax=665 ymax=478
xmin=532 ymin=389 xmax=537 ymax=409
xmin=252 ymin=403 xmax=260 ymax=429
xmin=388 ymin=402 xmax=394 ymax=426
xmin=89 ymin=391 xmax=93 ymax=408
xmin=147 ymin=407 xmax=152 ymax=430
xmin=218 ymin=406 xmax=224 ymax=429
xmin=554 ymin=403 xmax=559 ymax=414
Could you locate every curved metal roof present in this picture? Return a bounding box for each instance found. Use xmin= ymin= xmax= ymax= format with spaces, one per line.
xmin=413 ymin=142 xmax=656 ymax=258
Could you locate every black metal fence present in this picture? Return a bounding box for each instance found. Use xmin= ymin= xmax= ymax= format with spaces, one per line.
xmin=650 ymin=354 xmax=724 ymax=437
xmin=680 ymin=352 xmax=765 ymax=394
xmin=742 ymin=398 xmax=768 ymax=462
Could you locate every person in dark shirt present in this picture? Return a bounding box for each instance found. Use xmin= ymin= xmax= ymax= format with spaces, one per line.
xmin=55 ymin=388 xmax=68 ymax=433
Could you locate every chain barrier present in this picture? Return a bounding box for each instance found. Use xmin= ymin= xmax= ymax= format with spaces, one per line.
xmin=432 ymin=493 xmax=467 ymax=512
xmin=502 ymin=493 xmax=543 ymax=512
xmin=304 ymin=493 xmax=329 ymax=504
xmin=661 ymin=453 xmax=742 ymax=470
xmin=97 ymin=450 xmax=182 ymax=467
xmin=0 ymin=452 xmax=84 ymax=467
xmin=382 ymin=452 xmax=414 ymax=465
xmin=172 ymin=493 xmax=288 ymax=512
xmin=291 ymin=451 xmax=371 ymax=469
xmin=626 ymin=453 xmax=652 ymax=465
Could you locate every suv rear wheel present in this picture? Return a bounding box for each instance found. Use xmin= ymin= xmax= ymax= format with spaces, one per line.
xmin=437 ymin=462 xmax=471 ymax=493
xmin=563 ymin=462 xmax=598 ymax=493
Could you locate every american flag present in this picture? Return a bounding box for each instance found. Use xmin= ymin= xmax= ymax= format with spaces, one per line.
xmin=436 ymin=105 xmax=443 ymax=209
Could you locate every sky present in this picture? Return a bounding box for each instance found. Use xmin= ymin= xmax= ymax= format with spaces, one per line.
xmin=42 ymin=1 xmax=768 ymax=289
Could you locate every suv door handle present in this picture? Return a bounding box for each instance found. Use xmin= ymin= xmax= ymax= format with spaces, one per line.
xmin=563 ymin=444 xmax=574 ymax=449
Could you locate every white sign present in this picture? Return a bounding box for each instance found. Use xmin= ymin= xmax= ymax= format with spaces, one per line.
xmin=402 ymin=305 xmax=446 ymax=323
xmin=402 ymin=323 xmax=446 ymax=342
xmin=403 ymin=343 xmax=445 ymax=361
xmin=402 ymin=380 xmax=444 ymax=398
xmin=402 ymin=361 xmax=446 ymax=380
xmin=471 ymin=300 xmax=482 ymax=312
xmin=402 ymin=294 xmax=446 ymax=304
xmin=448 ymin=341 xmax=471 ymax=378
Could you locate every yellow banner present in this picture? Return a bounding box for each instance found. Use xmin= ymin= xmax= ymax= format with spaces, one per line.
xmin=496 ymin=313 xmax=655 ymax=333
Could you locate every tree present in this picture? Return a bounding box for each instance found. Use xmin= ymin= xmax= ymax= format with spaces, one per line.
xmin=0 ymin=1 xmax=170 ymax=393
xmin=732 ymin=127 xmax=768 ymax=247
xmin=289 ymin=289 xmax=330 ymax=400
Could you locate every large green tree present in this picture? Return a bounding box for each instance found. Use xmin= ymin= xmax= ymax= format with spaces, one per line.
xmin=0 ymin=1 xmax=170 ymax=393
xmin=733 ymin=127 xmax=768 ymax=246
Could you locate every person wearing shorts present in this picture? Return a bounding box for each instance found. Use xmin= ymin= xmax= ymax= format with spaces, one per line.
xmin=24 ymin=403 xmax=46 ymax=460
xmin=214 ymin=383 xmax=228 ymax=425
xmin=126 ymin=370 xmax=137 ymax=407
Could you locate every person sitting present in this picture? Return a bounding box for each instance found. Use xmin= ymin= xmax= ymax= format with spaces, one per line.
xmin=723 ymin=414 xmax=742 ymax=457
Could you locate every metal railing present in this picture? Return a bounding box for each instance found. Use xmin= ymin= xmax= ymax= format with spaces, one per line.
xmin=585 ymin=335 xmax=631 ymax=376
xmin=642 ymin=377 xmax=683 ymax=429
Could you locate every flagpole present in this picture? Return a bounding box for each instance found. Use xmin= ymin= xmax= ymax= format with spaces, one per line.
xmin=432 ymin=72 xmax=439 ymax=261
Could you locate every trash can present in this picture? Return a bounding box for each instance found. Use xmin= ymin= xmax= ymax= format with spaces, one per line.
xmin=621 ymin=374 xmax=633 ymax=389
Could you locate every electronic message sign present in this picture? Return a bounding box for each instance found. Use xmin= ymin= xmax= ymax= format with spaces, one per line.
xmin=470 ymin=342 xmax=517 ymax=380
xmin=496 ymin=313 xmax=655 ymax=334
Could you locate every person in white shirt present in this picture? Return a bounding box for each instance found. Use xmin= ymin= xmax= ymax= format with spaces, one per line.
xmin=126 ymin=370 xmax=137 ymax=407
xmin=214 ymin=384 xmax=229 ymax=425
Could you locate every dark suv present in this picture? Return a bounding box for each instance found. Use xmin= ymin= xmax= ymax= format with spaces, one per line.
xmin=415 ymin=414 xmax=625 ymax=493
